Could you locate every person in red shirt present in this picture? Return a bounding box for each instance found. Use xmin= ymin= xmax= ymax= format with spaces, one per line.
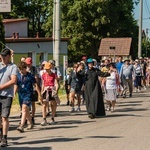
xmin=41 ymin=62 xmax=59 ymax=126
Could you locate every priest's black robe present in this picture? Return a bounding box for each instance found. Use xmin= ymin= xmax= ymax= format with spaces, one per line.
xmin=84 ymin=68 xmax=110 ymax=117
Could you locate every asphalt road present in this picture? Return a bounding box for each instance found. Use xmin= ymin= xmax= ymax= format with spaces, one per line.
xmin=5 ymin=89 xmax=150 ymax=150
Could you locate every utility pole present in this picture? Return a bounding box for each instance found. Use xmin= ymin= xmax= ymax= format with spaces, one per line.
xmin=53 ymin=0 xmax=56 ymax=61
xmin=53 ymin=0 xmax=60 ymax=68
xmin=138 ymin=0 xmax=143 ymax=57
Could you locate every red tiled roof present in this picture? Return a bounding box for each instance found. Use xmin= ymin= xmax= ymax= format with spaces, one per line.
xmin=3 ymin=18 xmax=28 ymax=23
xmin=98 ymin=38 xmax=132 ymax=56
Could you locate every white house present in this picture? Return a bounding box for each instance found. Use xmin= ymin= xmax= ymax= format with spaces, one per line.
xmin=3 ymin=18 xmax=69 ymax=76
xmin=3 ymin=18 xmax=28 ymax=38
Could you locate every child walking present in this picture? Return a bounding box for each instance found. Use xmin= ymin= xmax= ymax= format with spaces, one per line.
xmin=14 ymin=62 xmax=42 ymax=132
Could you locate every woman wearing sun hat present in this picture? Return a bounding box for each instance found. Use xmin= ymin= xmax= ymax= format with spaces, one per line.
xmin=84 ymin=58 xmax=110 ymax=119
xmin=40 ymin=62 xmax=59 ymax=125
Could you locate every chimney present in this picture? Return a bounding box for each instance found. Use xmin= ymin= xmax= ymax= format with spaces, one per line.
xmin=12 ymin=32 xmax=15 ymax=38
xmin=15 ymin=32 xmax=19 ymax=39
xmin=36 ymin=32 xmax=39 ymax=38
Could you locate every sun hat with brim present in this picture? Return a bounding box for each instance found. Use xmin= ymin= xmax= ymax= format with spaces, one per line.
xmin=25 ymin=57 xmax=32 ymax=65
xmin=87 ymin=58 xmax=93 ymax=63
xmin=124 ymin=58 xmax=130 ymax=62
xmin=80 ymin=61 xmax=86 ymax=66
xmin=44 ymin=62 xmax=52 ymax=69
xmin=1 ymin=48 xmax=11 ymax=56
xmin=135 ymin=59 xmax=139 ymax=62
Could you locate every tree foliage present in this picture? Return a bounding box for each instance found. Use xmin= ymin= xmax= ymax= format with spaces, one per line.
xmin=0 ymin=15 xmax=5 ymax=51
xmin=61 ymin=0 xmax=138 ymax=62
xmin=3 ymin=0 xmax=139 ymax=62
xmin=142 ymin=36 xmax=150 ymax=57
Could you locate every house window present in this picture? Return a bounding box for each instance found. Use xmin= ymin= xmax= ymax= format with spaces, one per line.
xmin=28 ymin=52 xmax=32 ymax=58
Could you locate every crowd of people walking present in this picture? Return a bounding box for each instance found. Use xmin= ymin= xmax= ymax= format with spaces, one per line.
xmin=0 ymin=48 xmax=150 ymax=147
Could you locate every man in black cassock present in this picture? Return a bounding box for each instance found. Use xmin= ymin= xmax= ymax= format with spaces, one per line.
xmin=84 ymin=58 xmax=110 ymax=119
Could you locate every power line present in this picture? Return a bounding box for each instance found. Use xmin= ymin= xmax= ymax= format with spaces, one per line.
xmin=146 ymin=0 xmax=150 ymax=8
xmin=145 ymin=0 xmax=150 ymax=16
xmin=143 ymin=0 xmax=150 ymax=25
xmin=144 ymin=0 xmax=150 ymax=17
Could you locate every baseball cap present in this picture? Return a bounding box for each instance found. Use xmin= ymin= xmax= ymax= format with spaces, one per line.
xmin=44 ymin=62 xmax=52 ymax=69
xmin=1 ymin=48 xmax=11 ymax=56
xmin=25 ymin=57 xmax=32 ymax=65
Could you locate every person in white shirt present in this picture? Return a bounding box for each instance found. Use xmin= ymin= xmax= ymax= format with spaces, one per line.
xmin=105 ymin=63 xmax=117 ymax=112
xmin=133 ymin=59 xmax=143 ymax=92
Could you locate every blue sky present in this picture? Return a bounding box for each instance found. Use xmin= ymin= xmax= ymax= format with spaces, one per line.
xmin=134 ymin=1 xmax=150 ymax=35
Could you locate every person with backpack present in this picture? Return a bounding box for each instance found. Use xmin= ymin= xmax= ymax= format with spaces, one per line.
xmin=139 ymin=57 xmax=147 ymax=90
xmin=68 ymin=63 xmax=85 ymax=112
xmin=64 ymin=67 xmax=72 ymax=105
xmin=25 ymin=57 xmax=40 ymax=124
xmin=15 ymin=62 xmax=42 ymax=132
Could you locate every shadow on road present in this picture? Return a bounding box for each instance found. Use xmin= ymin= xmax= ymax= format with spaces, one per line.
xmin=133 ymin=95 xmax=150 ymax=98
xmin=26 ymin=110 xmax=87 ymax=118
xmin=8 ymin=136 xmax=25 ymax=141
xmin=106 ymin=114 xmax=142 ymax=118
xmin=9 ymin=116 xmax=20 ymax=119
xmin=116 ymin=108 xmax=148 ymax=112
xmin=118 ymin=100 xmax=143 ymax=104
xmin=10 ymin=119 xmax=21 ymax=123
xmin=86 ymin=135 xmax=124 ymax=139
xmin=116 ymin=103 xmax=142 ymax=107
xmin=5 ymin=147 xmax=51 ymax=150
xmin=38 ymin=125 xmax=78 ymax=131
xmin=57 ymin=120 xmax=95 ymax=125
xmin=11 ymin=137 xmax=81 ymax=145
xmin=9 ymin=125 xmax=20 ymax=131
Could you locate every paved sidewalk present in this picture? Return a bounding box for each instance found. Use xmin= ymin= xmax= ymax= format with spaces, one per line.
xmin=4 ymin=89 xmax=150 ymax=150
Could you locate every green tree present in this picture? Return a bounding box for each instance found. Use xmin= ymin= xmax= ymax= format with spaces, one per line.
xmin=142 ymin=36 xmax=150 ymax=57
xmin=2 ymin=0 xmax=139 ymax=62
xmin=0 ymin=15 xmax=5 ymax=51
xmin=3 ymin=0 xmax=50 ymax=37
xmin=60 ymin=0 xmax=139 ymax=62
